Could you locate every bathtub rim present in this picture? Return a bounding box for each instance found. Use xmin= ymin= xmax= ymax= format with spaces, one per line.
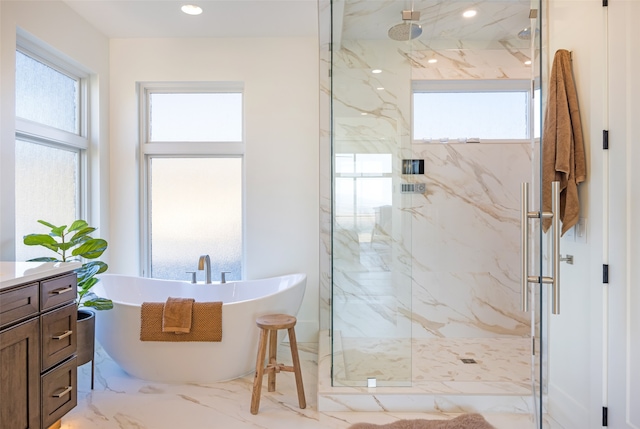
xmin=94 ymin=272 xmax=307 ymax=309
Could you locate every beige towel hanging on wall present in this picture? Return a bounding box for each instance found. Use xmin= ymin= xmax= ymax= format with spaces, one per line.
xmin=542 ymin=49 xmax=587 ymax=235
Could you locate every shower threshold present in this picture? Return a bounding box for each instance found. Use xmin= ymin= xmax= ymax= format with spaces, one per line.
xmin=317 ymin=330 xmax=536 ymax=413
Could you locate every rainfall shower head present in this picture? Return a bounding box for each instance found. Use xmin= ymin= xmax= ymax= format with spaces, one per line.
xmin=388 ymin=22 xmax=423 ymax=41
xmin=388 ymin=10 xmax=422 ymax=41
xmin=517 ymin=27 xmax=540 ymax=40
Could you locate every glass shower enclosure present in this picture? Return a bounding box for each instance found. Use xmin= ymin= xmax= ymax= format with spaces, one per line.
xmin=329 ymin=0 xmax=545 ymax=424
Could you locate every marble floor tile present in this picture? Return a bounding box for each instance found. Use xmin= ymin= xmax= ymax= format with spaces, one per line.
xmin=61 ymin=341 xmax=551 ymax=429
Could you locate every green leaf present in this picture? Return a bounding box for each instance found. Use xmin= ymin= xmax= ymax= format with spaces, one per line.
xmin=37 ymin=220 xmax=58 ymax=230
xmin=51 ymin=225 xmax=67 ymax=238
xmin=71 ymin=238 xmax=107 ymax=259
xmin=80 ymin=294 xmax=113 ymax=311
xmin=77 ymin=263 xmax=100 ymax=280
xmin=58 ymin=242 xmax=75 ymax=252
xmin=68 ymin=220 xmax=88 ymax=233
xmin=23 ymin=234 xmax=60 ymax=254
xmin=70 ymin=227 xmax=96 ymax=243
xmin=78 ymin=275 xmax=98 ymax=292
xmin=23 ymin=233 xmax=57 ymax=246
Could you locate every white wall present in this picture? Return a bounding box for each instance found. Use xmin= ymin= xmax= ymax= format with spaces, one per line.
xmin=108 ymin=37 xmax=320 ymax=340
xmin=0 ymin=1 xmax=110 ymax=259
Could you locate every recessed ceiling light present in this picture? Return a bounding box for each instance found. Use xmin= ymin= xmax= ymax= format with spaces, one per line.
xmin=428 ymin=58 xmax=438 ymax=64
xmin=181 ymin=4 xmax=203 ymax=15
xmin=524 ymin=60 xmax=532 ymax=65
xmin=361 ymin=112 xmax=368 ymax=115
xmin=376 ymin=87 xmax=385 ymax=90
xmin=372 ymin=69 xmax=382 ymax=74
xmin=462 ymin=9 xmax=477 ymax=18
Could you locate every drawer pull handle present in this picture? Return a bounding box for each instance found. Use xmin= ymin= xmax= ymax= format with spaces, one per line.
xmin=52 ymin=386 xmax=73 ymax=398
xmin=52 ymin=330 xmax=73 ymax=340
xmin=51 ymin=286 xmax=73 ymax=295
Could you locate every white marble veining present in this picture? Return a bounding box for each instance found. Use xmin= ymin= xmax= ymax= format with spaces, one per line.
xmin=61 ymin=341 xmax=556 ymax=429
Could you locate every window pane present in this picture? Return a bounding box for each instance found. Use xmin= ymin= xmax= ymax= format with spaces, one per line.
xmin=413 ymin=91 xmax=529 ymax=140
xmin=335 ymin=153 xmax=392 ymax=232
xmin=15 ymin=51 xmax=79 ymax=133
xmin=150 ymin=157 xmax=242 ymax=281
xmin=149 ymin=93 xmax=242 ymax=142
xmin=15 ymin=140 xmax=78 ymax=261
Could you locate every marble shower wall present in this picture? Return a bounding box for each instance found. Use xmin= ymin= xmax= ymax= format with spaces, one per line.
xmin=319 ymin=4 xmax=534 ymax=339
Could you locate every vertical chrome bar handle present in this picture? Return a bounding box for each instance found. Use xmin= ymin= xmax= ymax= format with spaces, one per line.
xmin=551 ymin=181 xmax=561 ymax=314
xmin=521 ymin=182 xmax=529 ymax=312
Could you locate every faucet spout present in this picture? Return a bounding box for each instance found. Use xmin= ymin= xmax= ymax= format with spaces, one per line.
xmin=198 ymin=255 xmax=212 ymax=284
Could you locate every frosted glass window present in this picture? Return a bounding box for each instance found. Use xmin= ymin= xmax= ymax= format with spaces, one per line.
xmin=15 ymin=139 xmax=78 ymax=261
xmin=413 ymin=91 xmax=529 ymax=140
xmin=15 ymin=51 xmax=79 ymax=134
xmin=150 ymin=157 xmax=242 ymax=281
xmin=149 ymin=93 xmax=242 ymax=142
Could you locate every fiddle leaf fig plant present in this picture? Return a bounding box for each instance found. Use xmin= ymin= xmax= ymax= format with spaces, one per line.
xmin=23 ymin=219 xmax=113 ymax=310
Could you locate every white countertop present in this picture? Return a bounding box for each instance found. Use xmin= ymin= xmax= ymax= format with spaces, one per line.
xmin=0 ymin=261 xmax=82 ymax=291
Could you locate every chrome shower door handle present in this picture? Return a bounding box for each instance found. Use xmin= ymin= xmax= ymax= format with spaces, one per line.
xmin=550 ymin=181 xmax=561 ymax=315
xmin=521 ymin=182 xmax=530 ymax=312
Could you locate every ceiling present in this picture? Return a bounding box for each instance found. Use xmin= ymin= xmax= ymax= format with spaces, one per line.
xmin=62 ymin=0 xmax=319 ymax=38
xmin=340 ymin=0 xmax=532 ymax=48
xmin=61 ymin=0 xmax=532 ymax=48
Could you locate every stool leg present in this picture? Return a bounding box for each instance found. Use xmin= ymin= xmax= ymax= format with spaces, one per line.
xmin=251 ymin=328 xmax=268 ymax=414
xmin=267 ymin=329 xmax=278 ymax=392
xmin=287 ymin=327 xmax=306 ymax=409
xmin=91 ymin=358 xmax=95 ymax=390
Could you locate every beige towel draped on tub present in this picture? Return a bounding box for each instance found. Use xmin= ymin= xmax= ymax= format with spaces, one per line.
xmin=140 ymin=300 xmax=222 ymax=342
xmin=542 ymin=49 xmax=587 ymax=235
xmin=162 ymin=297 xmax=194 ymax=334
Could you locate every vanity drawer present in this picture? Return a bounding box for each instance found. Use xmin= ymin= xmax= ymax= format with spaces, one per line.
xmin=0 ymin=283 xmax=39 ymax=329
xmin=41 ymin=356 xmax=77 ymax=429
xmin=41 ymin=303 xmax=77 ymax=371
xmin=41 ymin=273 xmax=77 ymax=311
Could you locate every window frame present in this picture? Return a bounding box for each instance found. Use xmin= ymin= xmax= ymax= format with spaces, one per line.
xmin=14 ymin=37 xmax=90 ymax=256
xmin=138 ymin=82 xmax=246 ymax=278
xmin=412 ymin=79 xmax=535 ymax=143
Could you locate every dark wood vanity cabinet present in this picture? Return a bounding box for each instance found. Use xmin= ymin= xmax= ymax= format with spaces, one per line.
xmin=0 ymin=271 xmax=78 ymax=429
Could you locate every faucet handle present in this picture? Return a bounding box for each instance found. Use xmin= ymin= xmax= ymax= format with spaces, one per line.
xmin=186 ymin=271 xmax=197 ymax=284
xmin=220 ymin=271 xmax=231 ymax=284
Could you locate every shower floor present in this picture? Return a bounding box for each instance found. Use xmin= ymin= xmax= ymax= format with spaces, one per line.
xmin=318 ymin=330 xmax=536 ymax=413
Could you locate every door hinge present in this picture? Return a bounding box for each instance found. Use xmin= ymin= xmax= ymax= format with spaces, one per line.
xmin=603 ymin=130 xmax=609 ymax=149
xmin=603 ymin=0 xmax=608 ymax=7
xmin=603 ymin=406 xmax=608 ymax=426
xmin=603 ymin=264 xmax=609 ymax=284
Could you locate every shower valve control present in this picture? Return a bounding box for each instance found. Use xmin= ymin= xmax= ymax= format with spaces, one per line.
xmin=401 ymin=183 xmax=426 ymax=194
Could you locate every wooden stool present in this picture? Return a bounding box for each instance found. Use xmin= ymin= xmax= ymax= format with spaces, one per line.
xmin=250 ymin=314 xmax=306 ymax=414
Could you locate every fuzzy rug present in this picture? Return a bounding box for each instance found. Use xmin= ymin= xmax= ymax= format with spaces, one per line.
xmin=347 ymin=414 xmax=496 ymax=429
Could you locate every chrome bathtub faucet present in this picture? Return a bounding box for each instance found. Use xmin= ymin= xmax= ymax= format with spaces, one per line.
xmin=198 ymin=255 xmax=212 ymax=284
xmin=220 ymin=271 xmax=231 ymax=284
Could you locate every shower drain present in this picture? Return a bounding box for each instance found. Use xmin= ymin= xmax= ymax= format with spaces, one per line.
xmin=460 ymin=358 xmax=478 ymax=364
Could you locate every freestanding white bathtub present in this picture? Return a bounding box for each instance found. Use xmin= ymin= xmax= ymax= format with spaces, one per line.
xmin=92 ymin=273 xmax=306 ymax=383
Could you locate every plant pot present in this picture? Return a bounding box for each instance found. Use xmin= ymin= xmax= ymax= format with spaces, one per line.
xmin=76 ymin=309 xmax=95 ymax=367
